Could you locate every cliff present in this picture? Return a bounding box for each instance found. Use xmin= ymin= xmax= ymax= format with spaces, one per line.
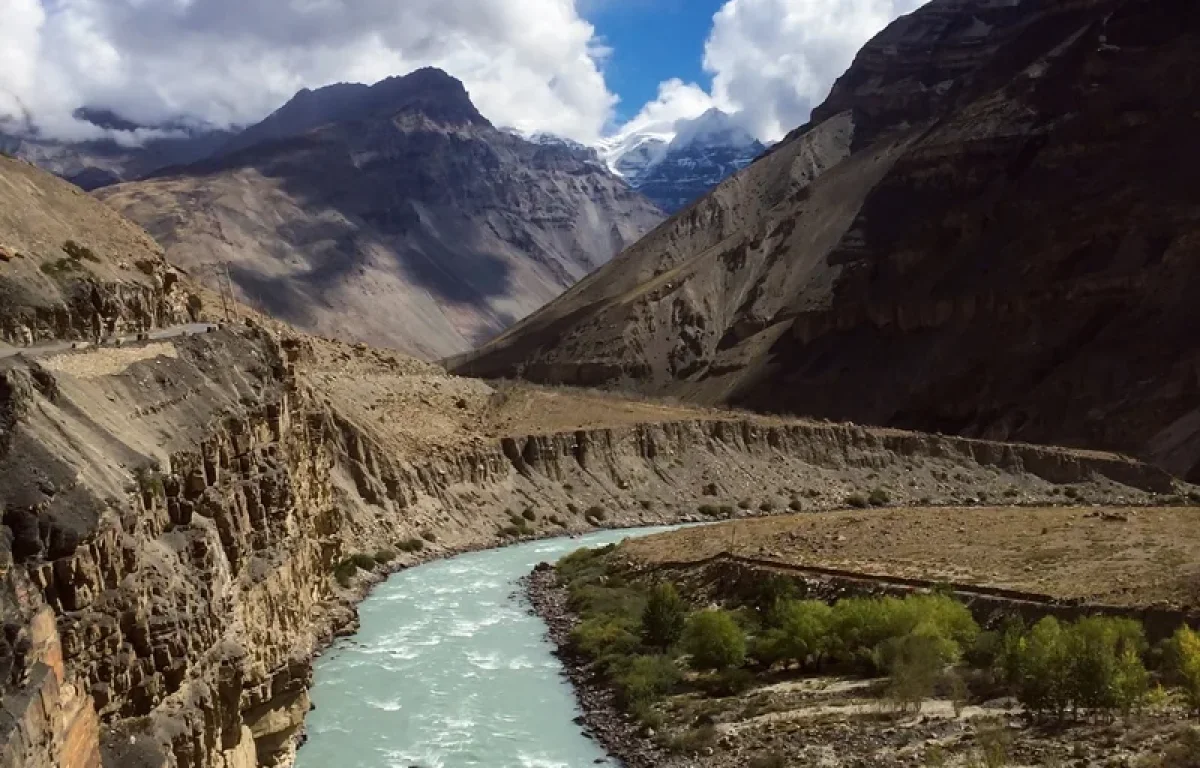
xmin=0 ymin=324 xmax=1184 ymax=767
xmin=450 ymin=0 xmax=1200 ymax=480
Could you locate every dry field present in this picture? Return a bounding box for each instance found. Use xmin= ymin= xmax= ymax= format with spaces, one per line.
xmin=621 ymin=506 xmax=1200 ymax=610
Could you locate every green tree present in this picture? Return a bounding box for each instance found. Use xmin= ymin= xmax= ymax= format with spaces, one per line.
xmin=1017 ymin=617 xmax=1072 ymax=719
xmin=642 ymin=583 xmax=688 ymax=650
xmin=683 ymin=610 xmax=747 ymax=672
xmin=1169 ymin=625 xmax=1200 ymax=713
xmin=760 ymin=600 xmax=833 ymax=669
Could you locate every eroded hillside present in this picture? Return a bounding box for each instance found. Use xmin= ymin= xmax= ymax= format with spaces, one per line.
xmin=451 ymin=0 xmax=1200 ymax=481
xmin=98 ymin=70 xmax=663 ymax=359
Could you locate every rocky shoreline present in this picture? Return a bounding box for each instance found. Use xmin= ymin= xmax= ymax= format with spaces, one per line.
xmin=524 ymin=563 xmax=668 ymax=768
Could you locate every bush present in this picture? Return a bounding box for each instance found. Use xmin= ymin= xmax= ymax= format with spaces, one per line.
xmin=738 ymin=499 xmax=752 ymax=510
xmin=350 ymin=553 xmax=377 ymax=570
xmin=845 ymin=493 xmax=869 ymax=509
xmin=522 ymin=508 xmax=537 ymax=521
xmin=755 ymin=600 xmax=832 ymax=670
xmin=748 ymin=754 xmax=787 ymax=768
xmin=788 ymin=499 xmax=803 ymax=512
xmin=700 ymin=667 xmax=756 ymax=697
xmin=373 ymin=549 xmax=396 ymax=564
xmin=397 ymin=538 xmax=425 ymax=553
xmin=548 ymin=515 xmax=565 ymax=526
xmin=333 ymin=559 xmax=359 ymax=587
xmin=868 ymin=488 xmax=890 ymax=507
xmin=421 ymin=530 xmax=437 ymax=542
xmin=683 ymin=610 xmax=747 ymax=672
xmin=1168 ymin=625 xmax=1200 ymax=712
xmin=829 ymin=594 xmax=979 ymax=674
xmin=585 ymin=505 xmax=607 ymax=525
xmin=759 ymin=500 xmax=775 ymax=512
xmin=62 ymin=240 xmax=99 ymax=262
xmin=640 ymin=499 xmax=654 ymax=510
xmin=613 ymin=655 xmax=680 ymax=709
xmin=571 ymin=616 xmax=641 ymax=660
xmin=642 ymin=583 xmax=688 ymax=650
xmin=1007 ymin=615 xmax=1150 ymax=718
xmin=698 ymin=504 xmax=719 ymax=516
xmin=884 ymin=631 xmax=946 ymax=712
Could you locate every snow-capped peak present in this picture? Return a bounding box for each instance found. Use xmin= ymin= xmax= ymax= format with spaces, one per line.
xmin=668 ymin=108 xmax=759 ymax=152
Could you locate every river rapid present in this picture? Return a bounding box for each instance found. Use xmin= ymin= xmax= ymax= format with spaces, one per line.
xmin=295 ymin=527 xmax=678 ymax=768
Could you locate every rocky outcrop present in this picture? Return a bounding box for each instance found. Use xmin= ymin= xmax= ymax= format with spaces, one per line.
xmin=98 ymin=69 xmax=663 ymax=359
xmin=0 ymin=155 xmax=205 ymax=347
xmin=0 ymin=324 xmax=1182 ymax=767
xmin=451 ymin=0 xmax=1200 ymax=480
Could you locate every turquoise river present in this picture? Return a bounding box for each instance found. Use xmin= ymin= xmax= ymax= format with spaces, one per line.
xmin=294 ymin=527 xmax=678 ymax=768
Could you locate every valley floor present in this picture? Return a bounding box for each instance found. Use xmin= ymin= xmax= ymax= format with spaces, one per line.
xmin=531 ymin=507 xmax=1200 ymax=768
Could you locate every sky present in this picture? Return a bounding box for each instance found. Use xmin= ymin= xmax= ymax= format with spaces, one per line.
xmin=0 ymin=0 xmax=928 ymax=147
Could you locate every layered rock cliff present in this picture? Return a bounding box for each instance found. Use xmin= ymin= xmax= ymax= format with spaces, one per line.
xmin=451 ymin=0 xmax=1200 ymax=480
xmin=0 ymin=321 xmax=1183 ymax=768
xmin=98 ymin=69 xmax=664 ymax=359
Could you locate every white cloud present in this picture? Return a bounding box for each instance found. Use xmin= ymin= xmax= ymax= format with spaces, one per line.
xmin=0 ymin=0 xmax=617 ymax=144
xmin=2 ymin=0 xmax=927 ymax=150
xmin=703 ymin=0 xmax=928 ymax=141
xmin=614 ymin=0 xmax=926 ymax=146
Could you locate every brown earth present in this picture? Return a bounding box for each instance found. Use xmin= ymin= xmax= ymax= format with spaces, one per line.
xmin=451 ymin=0 xmax=1200 ymax=482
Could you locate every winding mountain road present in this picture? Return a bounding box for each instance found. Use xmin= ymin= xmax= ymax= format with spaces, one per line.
xmin=0 ymin=323 xmax=220 ymax=363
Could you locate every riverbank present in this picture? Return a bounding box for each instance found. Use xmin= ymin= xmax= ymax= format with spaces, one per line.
xmin=525 ymin=564 xmax=669 ymax=768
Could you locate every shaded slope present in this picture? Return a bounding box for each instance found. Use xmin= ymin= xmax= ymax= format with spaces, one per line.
xmin=451 ymin=0 xmax=1200 ymax=479
xmin=100 ymin=70 xmax=663 ymax=359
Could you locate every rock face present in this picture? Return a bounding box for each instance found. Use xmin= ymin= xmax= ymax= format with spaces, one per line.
xmin=98 ymin=69 xmax=664 ymax=359
xmin=0 ymin=314 xmax=1182 ymax=768
xmin=600 ymin=109 xmax=767 ymax=214
xmin=0 ymin=155 xmax=204 ymax=347
xmin=452 ymin=0 xmax=1200 ymax=479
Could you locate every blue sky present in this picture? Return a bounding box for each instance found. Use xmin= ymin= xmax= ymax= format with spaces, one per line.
xmin=584 ymin=0 xmax=730 ymax=124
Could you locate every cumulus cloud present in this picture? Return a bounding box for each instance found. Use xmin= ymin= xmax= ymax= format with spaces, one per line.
xmin=704 ymin=0 xmax=927 ymax=140
xmin=3 ymin=0 xmax=927 ymax=148
xmin=623 ymin=0 xmax=926 ymax=144
xmin=0 ymin=0 xmax=617 ymax=143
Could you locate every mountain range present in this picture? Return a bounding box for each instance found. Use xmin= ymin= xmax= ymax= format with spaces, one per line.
xmin=598 ymin=108 xmax=768 ymax=213
xmin=94 ymin=69 xmax=664 ymax=358
xmin=452 ymin=0 xmax=1200 ymax=481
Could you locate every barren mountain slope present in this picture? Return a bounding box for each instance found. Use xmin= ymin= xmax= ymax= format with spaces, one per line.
xmin=452 ymin=0 xmax=1200 ymax=479
xmin=100 ymin=70 xmax=664 ymax=359
xmin=0 ymin=154 xmax=205 ymax=348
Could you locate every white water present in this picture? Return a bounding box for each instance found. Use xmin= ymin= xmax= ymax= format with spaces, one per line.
xmin=295 ymin=528 xmax=678 ymax=768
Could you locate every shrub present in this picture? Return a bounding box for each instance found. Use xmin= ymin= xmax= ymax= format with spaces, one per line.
xmin=884 ymin=631 xmax=946 ymax=712
xmin=333 ymin=559 xmax=358 ymax=588
xmin=700 ymin=667 xmax=755 ymax=697
xmin=788 ymin=499 xmax=803 ymax=512
xmin=613 ymin=654 xmax=680 ymax=709
xmin=397 ymin=538 xmax=425 ymax=553
xmin=642 ymin=583 xmax=688 ymax=651
xmin=845 ymin=493 xmax=869 ymax=509
xmin=683 ymin=610 xmax=747 ymax=672
xmin=738 ymin=499 xmax=752 ymax=510
xmin=1168 ymin=625 xmax=1200 ymax=712
xmin=698 ymin=504 xmax=719 ymax=516
xmin=548 ymin=515 xmax=565 ymax=526
xmin=829 ymin=594 xmax=978 ymax=674
xmin=1007 ymin=615 xmax=1149 ymax=718
xmin=703 ymin=482 xmax=718 ymax=496
xmin=522 ymin=508 xmax=537 ymax=521
xmin=748 ymin=754 xmax=787 ymax=768
xmin=585 ymin=505 xmax=607 ymax=524
xmin=62 ymin=240 xmax=99 ymax=262
xmin=571 ymin=616 xmax=640 ymax=660
xmin=567 ymin=502 xmax=580 ymax=514
xmin=373 ymin=549 xmax=396 ymax=564
xmin=868 ymin=488 xmax=890 ymax=507
xmin=350 ymin=553 xmax=377 ymax=570
xmin=640 ymin=499 xmax=654 ymax=510
xmin=756 ymin=600 xmax=832 ymax=669
xmin=720 ymin=504 xmax=735 ymax=516
xmin=421 ymin=530 xmax=437 ymax=542
xmin=759 ymin=500 xmax=775 ymax=512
